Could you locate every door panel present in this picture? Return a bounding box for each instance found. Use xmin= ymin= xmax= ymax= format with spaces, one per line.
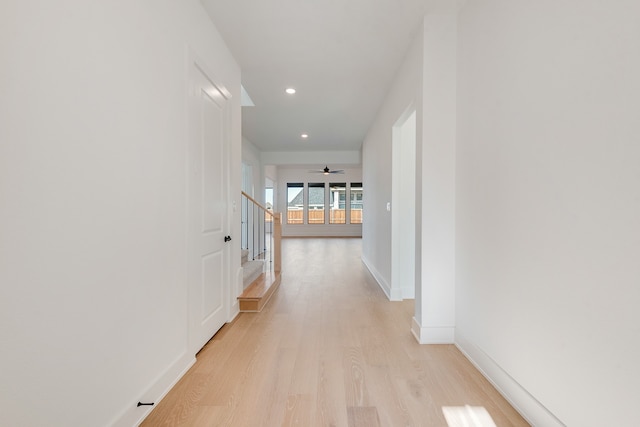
xmin=188 ymin=59 xmax=230 ymax=354
xmin=202 ymin=94 xmax=224 ymax=234
xmin=202 ymin=252 xmax=223 ymax=319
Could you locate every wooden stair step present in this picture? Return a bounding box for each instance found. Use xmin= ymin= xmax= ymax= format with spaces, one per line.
xmin=237 ymin=271 xmax=281 ymax=312
xmin=242 ymin=260 xmax=264 ymax=288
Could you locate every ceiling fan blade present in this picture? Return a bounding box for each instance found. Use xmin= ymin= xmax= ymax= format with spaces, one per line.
xmin=306 ymin=166 xmax=344 ymax=174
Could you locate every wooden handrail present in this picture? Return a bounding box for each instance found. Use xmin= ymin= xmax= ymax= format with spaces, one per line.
xmin=241 ymin=191 xmax=275 ymax=218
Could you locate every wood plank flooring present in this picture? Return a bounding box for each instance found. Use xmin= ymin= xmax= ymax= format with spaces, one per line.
xmin=141 ymin=238 xmax=529 ymax=427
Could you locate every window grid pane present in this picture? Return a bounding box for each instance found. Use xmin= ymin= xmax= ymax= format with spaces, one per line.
xmin=308 ymin=183 xmax=325 ymax=224
xmin=287 ymin=183 xmax=303 ymax=224
xmin=330 ymin=183 xmax=346 ymax=224
xmin=350 ymin=182 xmax=363 ymax=224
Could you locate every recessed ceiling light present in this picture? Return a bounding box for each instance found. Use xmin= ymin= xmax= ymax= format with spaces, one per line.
xmin=285 ymin=88 xmax=296 ymax=95
xmin=301 ymin=133 xmax=308 ymax=139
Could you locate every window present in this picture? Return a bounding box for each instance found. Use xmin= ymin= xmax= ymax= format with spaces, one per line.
xmin=307 ymin=183 xmax=325 ymax=224
xmin=350 ymin=182 xmax=363 ymax=224
xmin=330 ymin=182 xmax=346 ymax=224
xmin=286 ymin=181 xmax=363 ymax=226
xmin=287 ymin=183 xmax=303 ymax=224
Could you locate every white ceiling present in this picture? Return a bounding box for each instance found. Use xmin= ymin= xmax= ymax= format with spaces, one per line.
xmin=201 ymin=0 xmax=435 ymax=153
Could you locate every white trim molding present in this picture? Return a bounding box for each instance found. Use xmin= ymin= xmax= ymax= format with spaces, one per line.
xmin=361 ymin=255 xmax=402 ymax=301
xmin=401 ymin=285 xmax=415 ymax=300
xmin=111 ymin=352 xmax=196 ymax=427
xmin=455 ymin=332 xmax=566 ymax=427
xmin=411 ymin=317 xmax=455 ymax=344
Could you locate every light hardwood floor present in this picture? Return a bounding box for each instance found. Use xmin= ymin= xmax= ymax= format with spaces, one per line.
xmin=141 ymin=238 xmax=529 ymax=427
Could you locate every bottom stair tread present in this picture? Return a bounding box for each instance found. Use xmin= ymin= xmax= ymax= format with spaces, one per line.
xmin=237 ymin=271 xmax=281 ymax=312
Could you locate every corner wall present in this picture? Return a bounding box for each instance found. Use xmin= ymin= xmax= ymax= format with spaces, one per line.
xmin=413 ymin=11 xmax=457 ymax=344
xmin=0 ymin=1 xmax=241 ymax=426
xmin=361 ymin=24 xmax=423 ymax=298
xmin=456 ymin=1 xmax=640 ymax=425
xmin=242 ymin=136 xmax=264 ymax=201
xmin=361 ymin=10 xmax=457 ymax=335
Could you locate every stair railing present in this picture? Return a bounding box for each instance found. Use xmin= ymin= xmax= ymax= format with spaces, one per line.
xmin=241 ymin=191 xmax=281 ymax=274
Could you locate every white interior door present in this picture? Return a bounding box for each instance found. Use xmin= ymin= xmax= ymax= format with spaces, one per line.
xmin=187 ymin=58 xmax=231 ymax=354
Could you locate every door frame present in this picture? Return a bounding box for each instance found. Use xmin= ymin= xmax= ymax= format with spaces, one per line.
xmin=391 ymin=106 xmax=417 ymax=301
xmin=186 ymin=49 xmax=233 ymax=356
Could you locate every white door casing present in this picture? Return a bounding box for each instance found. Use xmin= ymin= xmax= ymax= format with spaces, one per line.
xmin=187 ymin=56 xmax=231 ymax=355
xmin=392 ymin=108 xmax=416 ymax=301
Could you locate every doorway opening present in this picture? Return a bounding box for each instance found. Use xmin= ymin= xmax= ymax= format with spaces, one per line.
xmin=391 ymin=108 xmax=416 ymax=300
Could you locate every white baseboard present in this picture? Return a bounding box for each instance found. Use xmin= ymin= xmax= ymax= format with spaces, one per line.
xmin=110 ymin=352 xmax=196 ymax=427
xmin=361 ymin=255 xmax=402 ymax=301
xmin=411 ymin=317 xmax=455 ymax=344
xmin=402 ymin=285 xmax=415 ymax=300
xmin=389 ymin=288 xmax=403 ymax=301
xmin=111 ymin=267 xmax=242 ymax=426
xmin=228 ymin=304 xmax=240 ymax=323
xmin=455 ymin=332 xmax=565 ymax=427
xmin=231 ymin=266 xmax=242 ymax=316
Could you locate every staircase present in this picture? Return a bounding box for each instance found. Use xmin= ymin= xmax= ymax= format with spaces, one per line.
xmin=238 ymin=192 xmax=282 ymax=312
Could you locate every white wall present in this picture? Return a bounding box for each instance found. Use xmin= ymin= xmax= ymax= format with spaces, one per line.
xmin=0 ymin=1 xmax=241 ymax=426
xmin=413 ymin=11 xmax=457 ymax=344
xmin=262 ymin=150 xmax=361 ymax=166
xmin=362 ymin=10 xmax=457 ymax=337
xmin=361 ymin=25 xmax=423 ymax=297
xmin=242 ymin=136 xmax=264 ymax=202
xmin=363 ymin=1 xmax=640 ymax=424
xmin=277 ymin=166 xmax=362 ymax=237
xmin=456 ymin=1 xmax=640 ymax=426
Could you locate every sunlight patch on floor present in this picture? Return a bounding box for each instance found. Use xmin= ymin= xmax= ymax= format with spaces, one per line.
xmin=442 ymin=405 xmax=497 ymax=427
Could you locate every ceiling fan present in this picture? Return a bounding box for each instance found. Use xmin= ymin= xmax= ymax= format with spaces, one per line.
xmin=309 ymin=165 xmax=345 ymax=175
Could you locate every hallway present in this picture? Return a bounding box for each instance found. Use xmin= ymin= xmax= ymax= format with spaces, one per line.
xmin=141 ymin=238 xmax=528 ymax=426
